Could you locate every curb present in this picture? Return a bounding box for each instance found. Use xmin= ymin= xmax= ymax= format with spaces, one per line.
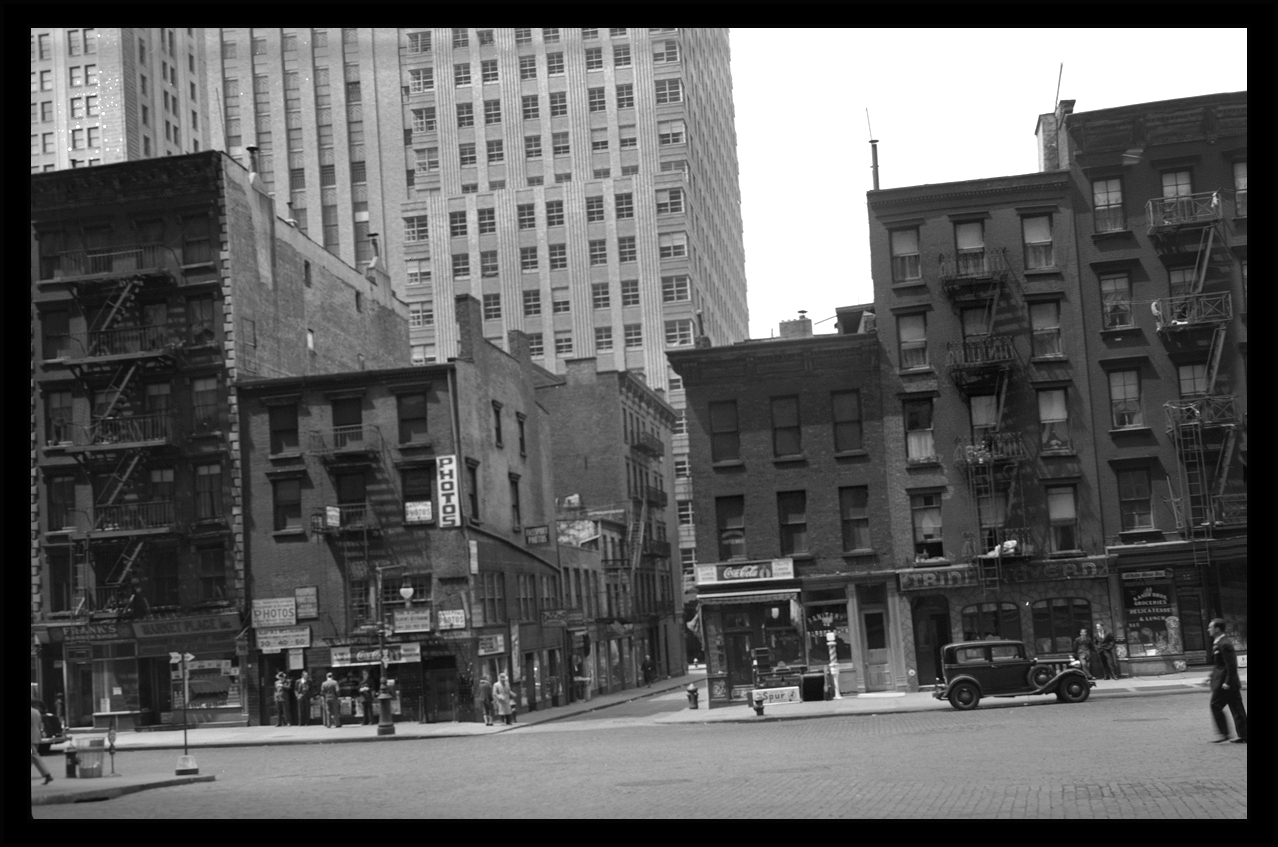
xmin=32 ymin=774 xmax=216 ymax=806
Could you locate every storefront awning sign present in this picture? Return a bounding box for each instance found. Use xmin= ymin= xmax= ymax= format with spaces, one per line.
xmin=698 ymin=590 xmax=799 ymax=606
xmin=1122 ymin=569 xmax=1172 ymax=581
xmin=330 ymin=643 xmax=421 ymax=667
xmin=695 ymin=558 xmax=794 ymax=586
xmin=1001 ymin=558 xmax=1112 ymax=583
xmin=897 ymin=564 xmax=979 ymax=592
xmin=257 ymin=625 xmax=311 ymax=653
xmin=252 ymin=597 xmax=297 ymax=627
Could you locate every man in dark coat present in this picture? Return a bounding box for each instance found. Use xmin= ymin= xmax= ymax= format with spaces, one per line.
xmin=1207 ymin=618 xmax=1247 ymax=743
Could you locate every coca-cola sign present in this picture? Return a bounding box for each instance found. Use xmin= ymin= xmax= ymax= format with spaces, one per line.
xmin=697 ymin=558 xmax=794 ymax=585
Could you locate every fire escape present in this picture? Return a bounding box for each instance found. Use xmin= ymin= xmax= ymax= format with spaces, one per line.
xmin=51 ymin=244 xmax=189 ymax=618
xmin=941 ymin=246 xmax=1031 ymax=590
xmin=1148 ymin=191 xmax=1245 ymax=537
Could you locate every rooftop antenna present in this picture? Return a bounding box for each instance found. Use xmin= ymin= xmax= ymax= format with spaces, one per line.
xmin=1054 ymin=63 xmax=1063 ymax=110
xmin=866 ymin=109 xmax=880 ymax=190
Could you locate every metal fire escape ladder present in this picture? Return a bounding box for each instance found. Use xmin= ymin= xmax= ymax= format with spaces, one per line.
xmin=629 ymin=498 xmax=648 ymax=573
xmin=95 ymin=361 xmax=142 ymax=421
xmin=94 ymin=449 xmax=144 ymax=509
xmin=104 ymin=539 xmax=147 ymax=588
xmin=1175 ymin=419 xmax=1211 ymax=531
xmin=86 ymin=278 xmax=141 ymax=339
xmin=1190 ymin=224 xmax=1215 ymax=296
xmin=1204 ymin=325 xmax=1227 ymax=396
xmin=1213 ymin=426 xmax=1237 ymax=500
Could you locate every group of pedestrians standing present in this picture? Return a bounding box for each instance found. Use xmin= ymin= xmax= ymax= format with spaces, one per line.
xmin=480 ymin=672 xmax=517 ymax=726
xmin=1073 ymin=626 xmax=1121 ymax=681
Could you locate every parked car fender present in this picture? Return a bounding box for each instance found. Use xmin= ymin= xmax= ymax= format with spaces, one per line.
xmin=1040 ymin=667 xmax=1092 ymax=694
xmin=937 ymin=673 xmax=984 ymax=700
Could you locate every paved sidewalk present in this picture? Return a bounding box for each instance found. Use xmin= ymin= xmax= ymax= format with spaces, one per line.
xmin=31 ymin=665 xmax=1243 ymax=805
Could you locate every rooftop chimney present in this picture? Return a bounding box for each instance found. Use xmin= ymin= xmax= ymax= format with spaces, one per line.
xmin=1035 ymin=98 xmax=1075 ymax=172
xmin=285 ymin=201 xmax=299 ymax=228
xmin=779 ymin=310 xmax=813 ymax=340
xmin=245 ymin=145 xmax=260 ymax=185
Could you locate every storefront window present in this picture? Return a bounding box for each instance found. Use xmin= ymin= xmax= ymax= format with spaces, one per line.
xmin=1122 ymin=582 xmax=1180 ymax=657
xmin=92 ymin=642 xmax=140 ymax=713
xmin=806 ymin=603 xmax=851 ymax=663
xmin=961 ymin=602 xmax=1022 ymax=642
xmin=1031 ymin=598 xmax=1092 ymax=654
xmin=1216 ymin=560 xmax=1247 ymax=651
xmin=762 ymin=602 xmax=803 ymax=666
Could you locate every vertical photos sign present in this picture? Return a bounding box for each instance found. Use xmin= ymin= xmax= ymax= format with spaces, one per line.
xmin=437 ymin=455 xmax=460 ymax=527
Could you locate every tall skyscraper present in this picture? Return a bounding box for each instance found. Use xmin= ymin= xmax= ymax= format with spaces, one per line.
xmin=30 ymin=28 xmax=213 ymax=172
xmin=206 ymin=26 xmax=749 ymax=578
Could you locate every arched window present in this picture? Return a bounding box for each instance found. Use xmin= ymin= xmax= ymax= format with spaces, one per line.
xmin=961 ymin=602 xmax=1021 ymax=642
xmin=1031 ymin=598 xmax=1092 ymax=654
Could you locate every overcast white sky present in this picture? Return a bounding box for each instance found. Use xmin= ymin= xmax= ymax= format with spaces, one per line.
xmin=730 ymin=28 xmax=1249 ymax=339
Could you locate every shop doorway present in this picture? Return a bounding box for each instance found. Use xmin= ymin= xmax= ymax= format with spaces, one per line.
xmin=912 ymin=595 xmax=951 ymax=685
xmin=860 ymin=610 xmax=890 ymax=690
xmin=1176 ymin=587 xmax=1207 ymax=663
xmin=67 ymin=657 xmax=94 ymax=728
xmin=726 ymin=632 xmax=753 ymax=690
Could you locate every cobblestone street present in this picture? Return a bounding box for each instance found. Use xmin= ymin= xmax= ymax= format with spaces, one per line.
xmin=33 ymin=689 xmax=1246 ymax=818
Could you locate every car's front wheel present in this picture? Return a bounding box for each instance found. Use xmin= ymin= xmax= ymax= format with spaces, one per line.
xmin=1055 ymin=676 xmax=1090 ymax=703
xmin=1028 ymin=665 xmax=1055 ymax=688
xmin=948 ymin=681 xmax=980 ymax=711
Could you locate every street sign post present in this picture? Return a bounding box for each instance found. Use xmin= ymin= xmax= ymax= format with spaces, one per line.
xmin=169 ymin=650 xmax=198 ymax=775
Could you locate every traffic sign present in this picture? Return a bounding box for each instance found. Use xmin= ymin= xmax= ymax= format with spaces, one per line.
xmin=169 ymin=652 xmax=182 ymax=663
xmin=184 ymin=653 xmax=195 ymax=662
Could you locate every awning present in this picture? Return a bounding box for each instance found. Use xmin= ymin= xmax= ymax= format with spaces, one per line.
xmin=697 ymin=589 xmax=799 ymax=606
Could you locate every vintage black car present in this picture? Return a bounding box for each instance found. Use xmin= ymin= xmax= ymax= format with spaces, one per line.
xmin=932 ymin=640 xmax=1093 ymax=710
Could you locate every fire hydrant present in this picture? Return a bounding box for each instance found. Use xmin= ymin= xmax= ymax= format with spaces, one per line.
xmin=64 ymin=736 xmax=79 ymax=778
xmin=686 ymin=683 xmax=699 ymax=709
xmin=751 ymin=690 xmax=766 ymax=716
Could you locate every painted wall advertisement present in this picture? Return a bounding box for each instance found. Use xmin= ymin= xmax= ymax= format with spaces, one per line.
xmin=1123 ymin=582 xmax=1182 ymax=657
xmin=257 ymin=626 xmax=311 ymax=653
xmin=436 ymin=455 xmax=460 ymax=528
xmin=437 ymin=609 xmax=466 ymax=630
xmin=252 ymin=597 xmax=297 ymax=628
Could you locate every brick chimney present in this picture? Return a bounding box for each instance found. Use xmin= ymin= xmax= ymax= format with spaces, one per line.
xmin=1036 ymin=99 xmax=1075 ymax=172
xmin=454 ymin=294 xmax=483 ymax=361
xmin=779 ymin=311 xmax=813 ymax=339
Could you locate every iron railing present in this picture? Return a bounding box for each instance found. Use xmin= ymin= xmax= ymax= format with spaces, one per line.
xmin=973 ymin=526 xmax=1037 ymax=560
xmin=94 ymin=501 xmax=177 ymax=533
xmin=939 ymin=247 xmax=1009 ymax=283
xmin=946 ymin=335 xmax=1016 ymax=369
xmin=953 ymin=431 xmax=1028 ymax=466
xmin=1213 ymin=494 xmax=1247 ymax=525
xmin=1163 ymin=396 xmax=1239 ymax=431
xmin=643 ymin=539 xmax=672 ymax=559
xmin=643 ymin=486 xmax=668 ymax=508
xmin=629 ymin=431 xmax=664 ymax=457
xmin=310 ymin=424 xmax=384 ymax=455
xmin=42 ymin=243 xmax=183 ymax=282
xmin=75 ymin=413 xmax=176 ymax=447
xmin=1152 ymin=292 xmax=1232 ymax=331
xmin=68 ymin=324 xmax=177 ymax=359
xmin=316 ymin=503 xmax=381 ymax=532
xmin=1145 ymin=192 xmax=1222 ymax=232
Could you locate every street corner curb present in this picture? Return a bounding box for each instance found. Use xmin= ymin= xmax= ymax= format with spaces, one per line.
xmin=32 ymin=774 xmax=216 ymax=806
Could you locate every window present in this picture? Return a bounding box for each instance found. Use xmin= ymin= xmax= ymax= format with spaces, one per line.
xmin=269 ymin=404 xmax=299 ymax=454
xmin=45 ymin=389 xmax=73 ymax=445
xmin=480 ymin=572 xmax=506 ymax=624
xmin=454 ymin=63 xmax=471 ymax=87
xmin=588 ymin=239 xmax=608 ymax=266
xmin=1030 ymin=301 xmax=1062 ymax=357
xmin=518 ymin=55 xmax=539 ymax=82
xmin=653 ymin=40 xmax=679 ymax=63
xmin=616 ymin=83 xmax=634 ymax=109
xmin=516 ymin=413 xmax=527 ymax=455
xmin=409 ymin=302 xmax=433 ymax=328
xmin=1100 ymin=273 xmax=1133 ymax=329
xmin=904 ymin=399 xmax=935 ymax=461
xmin=579 ymin=87 xmax=605 ymax=114
xmin=554 ymin=331 xmax=573 ymax=356
xmin=404 ymin=215 xmax=430 ymax=244
xmin=1038 ymin=389 xmax=1069 ymax=451
xmin=546 ymin=52 xmax=565 ymax=75
xmin=456 ymin=102 xmax=475 ymax=128
xmin=515 ymin=29 xmax=533 ymax=45
xmin=911 ymin=493 xmax=943 ymax=559
xmin=1233 ymin=161 xmax=1247 ymax=217
xmin=897 ymin=313 xmax=927 ymax=368
xmin=1031 ymin=598 xmax=1092 ymax=655
xmin=1112 ymin=468 xmax=1156 ymax=533
xmin=831 ymin=486 xmax=870 ymax=552
xmin=552 ymin=292 xmax=571 ymax=314
xmin=1177 ymin=362 xmax=1208 ymax=397
xmin=613 ymin=44 xmax=632 ymax=67
xmin=521 ymin=94 xmax=539 ymax=120
xmin=273 ymin=478 xmax=302 ymax=531
xmin=409 ymin=68 xmax=434 ymax=93
xmin=407 ymin=31 xmax=431 ymax=53
xmin=458 ymin=142 xmax=477 ymax=167
xmin=1022 ymin=215 xmax=1053 ymax=269
xmin=1093 ymin=178 xmax=1125 ymax=232
xmin=555 ymin=172 xmax=573 ymax=185
xmin=585 ymin=47 xmax=603 ymax=70
xmin=481 ymin=59 xmax=499 ymax=84
xmin=484 ymin=99 xmax=501 ymax=125
xmin=527 ymin=333 xmax=544 ymax=357
xmin=620 ymin=164 xmax=639 ymax=177
xmin=658 ymin=233 xmax=686 ymax=259
xmin=657 ymin=119 xmax=684 ymax=145
xmin=1109 ymin=370 xmax=1142 ymax=428
xmin=624 ymin=323 xmax=643 ymax=348
xmin=519 ymin=247 xmax=539 ymax=274
xmin=478 ymin=250 xmax=500 ymax=279
xmin=548 ymin=243 xmax=567 ymax=270
xmin=831 ymin=390 xmax=862 ymax=452
xmin=470 ymin=208 xmax=495 ymax=237
xmin=656 ymin=188 xmax=685 ymax=215
xmin=482 ymin=292 xmax=501 ymax=320
xmin=416 ymin=147 xmax=440 ymax=173
xmin=771 ymin=396 xmax=801 ymax=457
xmin=552 ymin=131 xmax=570 ymax=156
xmin=709 ymin=401 xmax=739 ymax=462
xmin=589 ymin=283 xmax=611 ymax=310
xmin=486 ymin=139 xmax=504 ymax=163
xmin=452 ymin=253 xmax=471 ymax=279
xmin=594 ymin=326 xmax=613 ymax=351
xmin=512 ymin=204 xmax=535 ymax=232
xmin=1047 ymin=486 xmax=1079 ymax=552
xmin=545 ymin=200 xmax=565 ymax=227
xmin=194 ymin=463 xmax=223 ymax=520
xmin=448 ymin=210 xmax=468 ymax=238
xmin=773 ymin=491 xmax=808 ymax=556
xmin=954 ymin=221 xmax=985 ymax=275
xmin=620 ymin=278 xmax=639 ymax=305
xmin=664 ymin=319 xmax=693 ymax=347
xmin=617 ymin=126 xmax=638 ymax=150
xmin=519 ymin=135 xmax=543 ymax=161
xmin=716 ymin=496 xmax=746 ymax=560
xmin=661 ymin=275 xmax=689 ymax=303
xmin=655 ymin=79 xmax=683 ymax=104
xmin=1162 ymin=169 xmax=1192 ymax=198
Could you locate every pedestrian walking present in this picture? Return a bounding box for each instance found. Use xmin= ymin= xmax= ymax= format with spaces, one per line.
xmin=31 ymin=703 xmax=53 ymax=784
xmin=1072 ymin=628 xmax=1097 ymax=680
xmin=273 ymin=672 xmax=291 ymax=726
xmin=1097 ymin=627 xmax=1120 ymax=680
xmin=359 ymin=672 xmax=375 ymax=726
xmin=54 ymin=693 xmax=65 ymax=723
xmin=493 ymin=672 xmax=513 ymax=726
xmin=641 ymin=655 xmax=655 ymax=687
xmin=321 ymin=672 xmax=342 ymax=728
xmin=479 ymin=673 xmax=494 ymax=726
xmin=294 ymin=671 xmax=311 ymax=726
xmin=1207 ymin=618 xmax=1247 ymax=744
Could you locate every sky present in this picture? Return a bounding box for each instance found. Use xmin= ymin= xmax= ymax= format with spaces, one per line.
xmin=730 ymin=28 xmax=1249 ymax=340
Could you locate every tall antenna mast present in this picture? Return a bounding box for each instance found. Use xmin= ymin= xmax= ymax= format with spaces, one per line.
xmin=866 ymin=109 xmax=880 ymax=191
xmin=1054 ymin=63 xmax=1063 ymax=110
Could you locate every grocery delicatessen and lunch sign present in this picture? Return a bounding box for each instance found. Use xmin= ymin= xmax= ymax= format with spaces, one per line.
xmin=695 ymin=558 xmax=795 ymax=586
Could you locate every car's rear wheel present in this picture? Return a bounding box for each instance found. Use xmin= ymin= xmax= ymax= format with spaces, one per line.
xmin=948 ymin=681 xmax=980 ymax=711
xmin=1028 ymin=665 xmax=1055 ymax=688
xmin=1056 ymin=675 xmax=1090 ymax=703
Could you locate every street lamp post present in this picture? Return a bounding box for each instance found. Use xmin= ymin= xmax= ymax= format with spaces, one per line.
xmin=400 ymin=583 xmax=426 ymax=723
xmin=375 ymin=564 xmax=408 ymax=736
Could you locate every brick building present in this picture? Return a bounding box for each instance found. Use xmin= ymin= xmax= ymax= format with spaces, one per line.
xmin=668 ymin=310 xmax=894 ymax=707
xmin=537 ymin=360 xmax=683 ymax=683
xmin=1048 ymin=92 xmax=1248 ymax=670
xmin=30 ymin=150 xmax=408 ymax=729
xmin=237 ymin=295 xmax=564 ymax=724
